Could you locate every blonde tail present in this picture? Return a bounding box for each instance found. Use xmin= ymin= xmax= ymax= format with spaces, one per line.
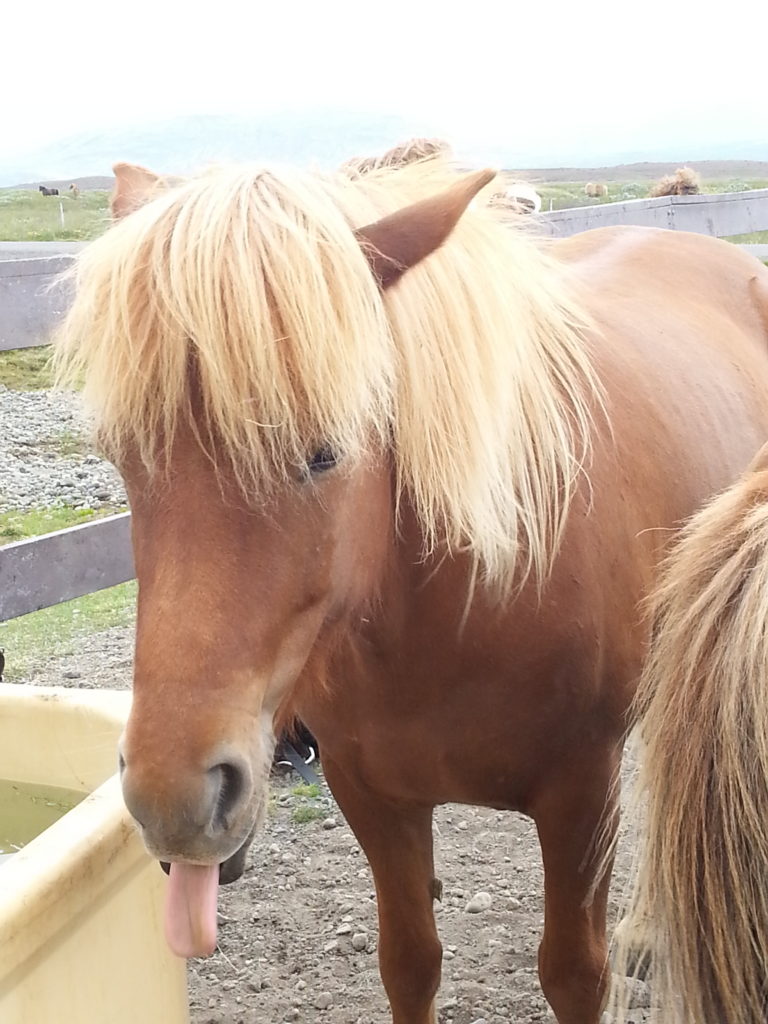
xmin=614 ymin=442 xmax=768 ymax=1023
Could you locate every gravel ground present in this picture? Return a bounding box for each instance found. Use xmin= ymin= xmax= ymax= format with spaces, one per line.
xmin=0 ymin=385 xmax=124 ymax=512
xmin=4 ymin=385 xmax=654 ymax=1024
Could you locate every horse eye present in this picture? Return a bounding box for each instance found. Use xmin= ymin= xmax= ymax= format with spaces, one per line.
xmin=306 ymin=446 xmax=338 ymax=475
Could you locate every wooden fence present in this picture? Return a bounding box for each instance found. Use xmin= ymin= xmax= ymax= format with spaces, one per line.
xmin=0 ymin=256 xmax=74 ymax=351
xmin=1 ymin=187 xmax=768 ymax=625
xmin=540 ymin=187 xmax=768 ymax=247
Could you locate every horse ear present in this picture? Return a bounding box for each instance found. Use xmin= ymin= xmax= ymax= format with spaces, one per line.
xmin=355 ymin=168 xmax=496 ymax=289
xmin=111 ymin=162 xmax=162 ymax=220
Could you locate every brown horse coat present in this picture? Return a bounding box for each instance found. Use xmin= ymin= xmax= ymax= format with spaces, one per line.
xmin=56 ymin=160 xmax=768 ymax=1024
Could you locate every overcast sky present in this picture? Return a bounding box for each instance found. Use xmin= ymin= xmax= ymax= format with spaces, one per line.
xmin=5 ymin=0 xmax=766 ymax=161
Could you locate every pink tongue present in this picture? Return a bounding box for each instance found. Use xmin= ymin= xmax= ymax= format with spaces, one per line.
xmin=164 ymin=863 xmax=220 ymax=958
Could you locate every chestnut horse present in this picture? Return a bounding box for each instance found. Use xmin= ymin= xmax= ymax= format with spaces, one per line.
xmin=612 ymin=438 xmax=768 ymax=1024
xmin=649 ymin=166 xmax=701 ymax=198
xmin=55 ymin=156 xmax=768 ymax=1024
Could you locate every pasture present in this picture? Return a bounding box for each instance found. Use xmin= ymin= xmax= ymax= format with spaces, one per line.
xmin=0 ymin=346 xmax=52 ymax=389
xmin=535 ymin=176 xmax=768 ymax=210
xmin=0 ymin=188 xmax=109 ymax=242
xmin=3 ymin=175 xmax=768 ymax=244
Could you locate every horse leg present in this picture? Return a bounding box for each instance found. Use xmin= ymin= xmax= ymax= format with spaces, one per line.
xmin=532 ymin=746 xmax=620 ymax=1024
xmin=322 ymin=758 xmax=441 ymax=1024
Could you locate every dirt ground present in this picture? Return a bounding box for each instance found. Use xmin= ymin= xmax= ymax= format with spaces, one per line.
xmin=24 ymin=627 xmax=651 ymax=1024
xmin=186 ymin=776 xmax=649 ymax=1024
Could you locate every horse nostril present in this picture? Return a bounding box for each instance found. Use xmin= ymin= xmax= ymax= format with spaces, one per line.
xmin=209 ymin=761 xmax=247 ymax=833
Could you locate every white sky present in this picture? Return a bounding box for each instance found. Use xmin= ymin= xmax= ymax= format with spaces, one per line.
xmin=4 ymin=0 xmax=767 ymax=160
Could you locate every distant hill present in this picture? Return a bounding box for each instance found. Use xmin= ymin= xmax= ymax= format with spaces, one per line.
xmin=4 ymin=111 xmax=767 ymax=187
xmin=11 ymin=175 xmax=114 ymax=192
xmin=1 ymin=111 xmax=439 ymax=186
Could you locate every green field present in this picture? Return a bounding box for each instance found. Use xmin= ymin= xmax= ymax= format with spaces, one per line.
xmin=536 ymin=177 xmax=768 ymax=211
xmin=0 ymin=346 xmax=54 ymax=389
xmin=0 ymin=581 xmax=136 ymax=681
xmin=0 ymin=505 xmax=134 ymax=681
xmin=0 ymin=189 xmax=110 ymax=242
xmin=1 ymin=176 xmax=767 ymax=243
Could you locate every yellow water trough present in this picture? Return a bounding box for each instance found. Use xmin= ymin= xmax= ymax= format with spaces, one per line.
xmin=0 ymin=684 xmax=189 ymax=1023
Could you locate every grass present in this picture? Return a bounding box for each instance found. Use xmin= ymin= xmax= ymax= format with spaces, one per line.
xmin=0 ymin=582 xmax=136 ymax=681
xmin=535 ymin=177 xmax=768 ymax=212
xmin=289 ymin=781 xmax=325 ymax=824
xmin=724 ymin=230 xmax=768 ymax=244
xmin=291 ymin=782 xmax=321 ymax=798
xmin=0 ymin=346 xmax=53 ymax=390
xmin=0 ymin=505 xmax=134 ymax=680
xmin=291 ymin=805 xmax=325 ymax=824
xmin=0 ymin=505 xmax=122 ymax=541
xmin=37 ymin=428 xmax=88 ymax=457
xmin=0 ymin=189 xmax=110 ymax=242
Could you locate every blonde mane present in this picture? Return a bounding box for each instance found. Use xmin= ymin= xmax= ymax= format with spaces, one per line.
xmin=55 ymin=157 xmax=602 ymax=589
xmin=340 ymin=137 xmax=453 ymax=177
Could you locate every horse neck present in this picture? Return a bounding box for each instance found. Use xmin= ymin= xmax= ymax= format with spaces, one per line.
xmin=327 ymin=498 xmax=480 ymax=670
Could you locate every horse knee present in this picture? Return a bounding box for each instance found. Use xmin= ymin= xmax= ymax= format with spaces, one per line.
xmin=538 ymin=941 xmax=607 ymax=1022
xmin=379 ymin=930 xmax=442 ymax=1011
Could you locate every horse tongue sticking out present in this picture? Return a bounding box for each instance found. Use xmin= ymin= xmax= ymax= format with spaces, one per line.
xmin=164 ymin=863 xmax=220 ymax=958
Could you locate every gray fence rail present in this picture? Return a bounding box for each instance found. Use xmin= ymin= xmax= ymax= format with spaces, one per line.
xmin=540 ymin=187 xmax=768 ymax=240
xmin=0 ymin=514 xmax=133 ymax=621
xmin=1 ymin=187 xmax=768 ymax=623
xmin=0 ymin=256 xmax=75 ymax=351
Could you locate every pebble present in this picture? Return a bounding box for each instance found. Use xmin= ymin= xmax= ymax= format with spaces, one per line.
xmin=622 ymin=975 xmax=653 ymax=1009
xmin=351 ymin=931 xmax=368 ymax=951
xmin=322 ymin=818 xmax=338 ymax=830
xmin=466 ymin=892 xmax=493 ymax=913
xmin=314 ymin=991 xmax=333 ymax=1010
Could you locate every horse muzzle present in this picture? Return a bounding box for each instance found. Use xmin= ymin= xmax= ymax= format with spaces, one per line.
xmin=160 ymin=819 xmax=259 ymax=885
xmin=119 ymin=743 xmax=267 ymax=868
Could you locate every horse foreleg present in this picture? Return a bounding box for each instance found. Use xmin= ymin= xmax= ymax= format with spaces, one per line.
xmin=323 ymin=758 xmax=440 ymax=1024
xmin=532 ymin=744 xmax=621 ymax=1024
